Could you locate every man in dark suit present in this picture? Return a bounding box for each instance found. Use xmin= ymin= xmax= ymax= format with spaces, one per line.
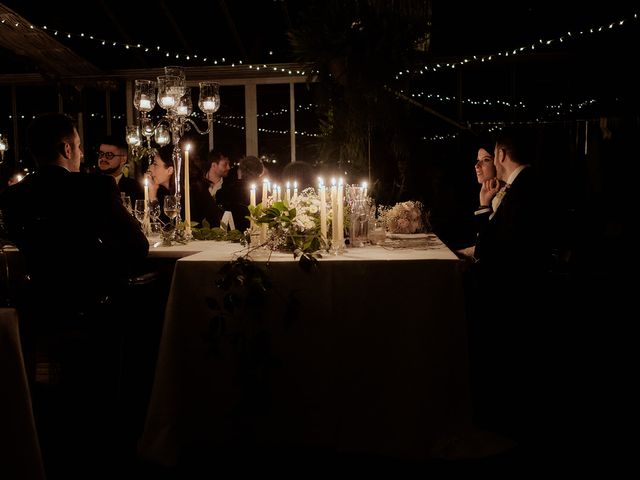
xmin=97 ymin=134 xmax=144 ymax=202
xmin=0 ymin=114 xmax=149 ymax=314
xmin=470 ymin=127 xmax=550 ymax=449
xmin=190 ymin=149 xmax=229 ymax=227
xmin=0 ymin=113 xmax=150 ymax=476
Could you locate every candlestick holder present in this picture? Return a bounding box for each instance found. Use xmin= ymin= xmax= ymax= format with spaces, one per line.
xmin=127 ymin=66 xmax=221 ymax=227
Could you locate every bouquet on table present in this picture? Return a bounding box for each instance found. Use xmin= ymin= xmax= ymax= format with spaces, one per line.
xmin=378 ymin=200 xmax=429 ymax=236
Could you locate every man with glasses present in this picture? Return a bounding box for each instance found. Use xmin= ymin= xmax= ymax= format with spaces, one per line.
xmin=97 ymin=135 xmax=143 ymax=202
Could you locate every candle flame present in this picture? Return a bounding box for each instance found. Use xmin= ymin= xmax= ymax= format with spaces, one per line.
xmin=185 ymin=144 xmax=191 ymax=152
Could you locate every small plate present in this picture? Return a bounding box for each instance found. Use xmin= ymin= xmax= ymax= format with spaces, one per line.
xmin=386 ymin=232 xmax=430 ymax=239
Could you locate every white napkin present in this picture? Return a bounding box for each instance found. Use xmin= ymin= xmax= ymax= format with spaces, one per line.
xmin=221 ymin=211 xmax=235 ymax=230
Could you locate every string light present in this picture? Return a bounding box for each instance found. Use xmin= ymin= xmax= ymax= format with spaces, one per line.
xmin=398 ymin=11 xmax=639 ymax=76
xmin=405 ymin=91 xmax=603 ymax=113
xmin=9 ymin=22 xmax=293 ymax=71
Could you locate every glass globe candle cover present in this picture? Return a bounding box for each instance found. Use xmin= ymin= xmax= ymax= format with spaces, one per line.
xmin=199 ymin=82 xmax=221 ymax=113
xmin=126 ymin=125 xmax=141 ymax=146
xmin=134 ymin=79 xmax=156 ymax=113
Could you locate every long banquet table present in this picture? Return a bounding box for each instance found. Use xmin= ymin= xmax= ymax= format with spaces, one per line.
xmin=139 ymin=235 xmax=471 ymax=465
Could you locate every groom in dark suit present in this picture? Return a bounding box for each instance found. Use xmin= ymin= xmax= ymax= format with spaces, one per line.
xmin=469 ymin=127 xmax=551 ymax=449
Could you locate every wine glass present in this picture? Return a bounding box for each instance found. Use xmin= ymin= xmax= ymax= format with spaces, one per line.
xmin=148 ymin=199 xmax=161 ymax=223
xmin=163 ymin=195 xmax=179 ymax=238
xmin=134 ymin=199 xmax=146 ymax=224
xmin=163 ymin=195 xmax=179 ymax=221
xmin=121 ymin=195 xmax=132 ymax=215
xmin=147 ymin=222 xmax=163 ymax=247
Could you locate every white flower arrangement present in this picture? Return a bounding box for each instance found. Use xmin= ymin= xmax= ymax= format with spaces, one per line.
xmin=249 ymin=187 xmax=328 ymax=257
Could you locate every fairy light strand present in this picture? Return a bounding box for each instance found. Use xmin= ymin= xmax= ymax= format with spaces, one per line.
xmin=0 ymin=21 xmax=323 ymax=76
xmin=397 ymin=11 xmax=639 ymax=76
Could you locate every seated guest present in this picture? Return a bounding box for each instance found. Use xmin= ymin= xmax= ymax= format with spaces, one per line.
xmin=97 ymin=134 xmax=144 ymax=202
xmin=146 ymin=145 xmax=176 ymax=224
xmin=0 ymin=113 xmax=149 ymax=477
xmin=190 ymin=149 xmax=230 ymax=226
xmin=222 ymin=155 xmax=263 ymax=231
xmin=281 ymin=160 xmax=316 ymax=191
xmin=0 ymin=113 xmax=149 ymax=313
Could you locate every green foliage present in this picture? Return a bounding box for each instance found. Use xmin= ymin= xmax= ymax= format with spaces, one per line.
xmin=288 ymin=0 xmax=433 ymax=172
xmin=191 ymin=218 xmax=244 ymax=242
xmin=248 ymin=199 xmax=324 ymax=271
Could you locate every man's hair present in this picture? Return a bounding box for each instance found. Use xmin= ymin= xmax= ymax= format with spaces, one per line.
xmin=27 ymin=113 xmax=77 ymax=165
xmin=494 ymin=127 xmax=533 ymax=165
xmin=207 ymin=149 xmax=229 ymax=165
xmin=100 ymin=134 xmax=128 ymax=153
xmin=281 ymin=160 xmax=315 ymax=189
xmin=238 ymin=155 xmax=263 ymax=180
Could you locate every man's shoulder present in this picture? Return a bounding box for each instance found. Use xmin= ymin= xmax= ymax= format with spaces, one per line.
xmin=75 ymin=172 xmax=118 ymax=187
xmin=119 ymin=175 xmax=141 ymax=187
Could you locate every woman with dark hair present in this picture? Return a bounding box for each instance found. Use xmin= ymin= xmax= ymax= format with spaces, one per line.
xmin=456 ymin=132 xmax=502 ymax=260
xmin=146 ymin=145 xmax=176 ymax=223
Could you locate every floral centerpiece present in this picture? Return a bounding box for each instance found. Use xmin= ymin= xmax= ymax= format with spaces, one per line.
xmin=378 ymin=200 xmax=428 ymax=234
xmin=248 ymin=187 xmax=328 ymax=268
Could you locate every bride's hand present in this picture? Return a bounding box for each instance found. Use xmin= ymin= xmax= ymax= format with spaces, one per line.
xmin=479 ymin=178 xmax=500 ymax=206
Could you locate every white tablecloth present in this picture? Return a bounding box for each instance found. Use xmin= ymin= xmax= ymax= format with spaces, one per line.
xmin=139 ymin=236 xmax=471 ymax=465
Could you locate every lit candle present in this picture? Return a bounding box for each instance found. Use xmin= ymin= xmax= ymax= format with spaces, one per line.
xmin=140 ymin=98 xmax=151 ymax=110
xmin=143 ymin=177 xmax=149 ymax=206
xmin=293 ymin=181 xmax=298 ymax=200
xmin=276 ymin=185 xmax=281 ymax=202
xmin=203 ymin=100 xmax=216 ymax=111
xmin=177 ymin=105 xmax=189 ymax=116
xmin=160 ymin=96 xmax=175 ymax=108
xmin=260 ymin=179 xmax=269 ymax=244
xmin=330 ymin=178 xmax=338 ymax=247
xmin=262 ymin=179 xmax=269 ymax=206
xmin=285 ymin=182 xmax=291 ymax=205
xmin=250 ymin=184 xmax=256 ymax=232
xmin=337 ymin=178 xmax=344 ymax=246
xmin=250 ymin=184 xmax=256 ymax=207
xmin=362 ymin=181 xmax=368 ymax=199
xmin=184 ymin=144 xmax=191 ymax=237
xmin=319 ymin=178 xmax=327 ymax=243
xmin=143 ymin=177 xmax=150 ymax=234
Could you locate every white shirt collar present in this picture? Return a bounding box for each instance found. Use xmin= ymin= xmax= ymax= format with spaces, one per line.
xmin=209 ymin=177 xmax=223 ymax=196
xmin=505 ymin=164 xmax=528 ymax=186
